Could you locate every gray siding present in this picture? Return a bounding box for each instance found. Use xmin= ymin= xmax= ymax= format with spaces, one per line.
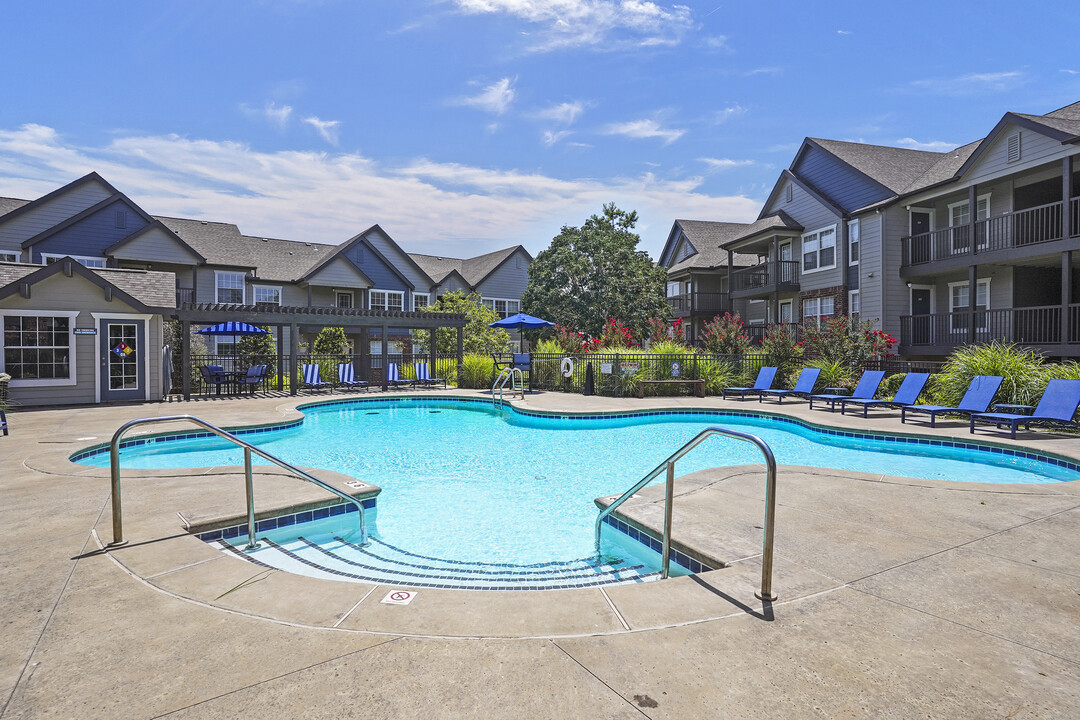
xmin=365 ymin=230 xmax=432 ymax=291
xmin=0 ymin=180 xmax=113 ymax=252
xmin=761 ymin=180 xmax=843 ymax=293
xmin=436 ymin=275 xmax=469 ymax=296
xmin=966 ymin=124 xmax=1076 ymax=185
xmin=31 ymin=200 xmax=149 ymax=263
xmin=675 ymin=236 xmax=695 ymax=262
xmin=111 ymin=227 xmax=201 ymax=265
xmin=793 ymin=145 xmax=891 ymax=213
xmin=305 ymin=257 xmax=372 ymax=289
xmin=200 ymin=268 xmax=247 ymax=304
xmin=342 ymin=243 xmax=409 ymax=298
xmin=881 ymin=205 xmax=908 ymax=339
xmin=476 ymin=251 xmax=529 ymax=300
xmin=853 ymin=214 xmax=880 ymax=327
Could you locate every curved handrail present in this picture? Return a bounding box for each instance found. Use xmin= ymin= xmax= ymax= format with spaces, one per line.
xmin=491 ymin=367 xmax=524 ymax=405
xmin=107 ymin=415 xmax=367 ymax=550
xmin=595 ymin=426 xmax=778 ymax=601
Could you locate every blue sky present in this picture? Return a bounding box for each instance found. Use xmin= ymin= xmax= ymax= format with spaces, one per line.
xmin=2 ymin=0 xmax=1078 ymax=259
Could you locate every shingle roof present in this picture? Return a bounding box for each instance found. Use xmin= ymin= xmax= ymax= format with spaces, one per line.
xmin=0 ymin=261 xmax=176 ymax=308
xmin=808 ymin=138 xmax=946 ymax=195
xmin=899 ymin=139 xmax=982 ymax=195
xmin=730 ymin=211 xmax=803 ymax=244
xmin=0 ymin=197 xmax=30 ymax=219
xmin=667 ymin=220 xmax=760 ymax=272
xmin=408 ymin=246 xmax=527 ymax=288
xmin=1013 ymin=112 xmax=1080 ymax=139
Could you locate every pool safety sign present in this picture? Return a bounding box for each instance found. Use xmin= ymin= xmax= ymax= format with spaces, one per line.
xmin=381 ymin=590 xmax=416 ymax=605
xmin=111 ymin=342 xmax=134 ymax=357
xmin=670 ymin=361 xmax=681 ymax=378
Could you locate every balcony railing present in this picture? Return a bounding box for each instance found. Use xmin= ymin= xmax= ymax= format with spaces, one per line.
xmin=666 ymin=291 xmax=731 ymax=315
xmin=176 ymin=287 xmax=194 ymax=306
xmin=900 ymin=305 xmax=1080 ymax=348
xmin=902 ymin=200 xmax=1076 ymax=267
xmin=744 ymin=323 xmax=801 ymax=346
xmin=730 ymin=260 xmax=800 ymax=294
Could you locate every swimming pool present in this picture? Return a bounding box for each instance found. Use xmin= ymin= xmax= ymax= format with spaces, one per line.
xmin=77 ymin=397 xmax=1079 ymax=587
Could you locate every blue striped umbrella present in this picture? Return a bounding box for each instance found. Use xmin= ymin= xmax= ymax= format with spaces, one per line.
xmin=194 ymin=322 xmax=271 ymax=336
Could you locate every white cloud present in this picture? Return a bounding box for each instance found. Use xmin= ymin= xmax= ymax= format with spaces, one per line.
xmin=698 ymin=157 xmax=754 ymax=171
xmin=302 ymin=116 xmax=341 ymax=145
xmin=1062 ymin=69 xmax=1080 ymax=75
xmin=242 ymin=101 xmax=293 ymax=129
xmin=604 ymin=118 xmax=685 ymax=145
xmin=543 ymin=130 xmax=573 ymax=146
xmin=452 ymin=0 xmax=694 ymax=51
xmin=745 ymin=66 xmax=781 ymax=77
xmin=0 ymin=123 xmax=760 ymax=258
xmin=712 ymin=104 xmax=745 ymax=123
xmin=905 ymin=70 xmax=1025 ymax=95
xmin=837 ymin=29 xmax=851 ymax=35
xmin=535 ymin=100 xmax=586 ymax=125
xmin=895 ymin=137 xmax=957 ymax=152
xmin=703 ymin=35 xmax=731 ymax=52
xmin=456 ymin=78 xmax=516 ymax=115
xmin=766 ymin=142 xmax=800 ymax=153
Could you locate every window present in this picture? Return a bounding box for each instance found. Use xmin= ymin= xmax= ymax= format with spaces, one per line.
xmin=42 ymin=253 xmax=107 ymax=268
xmin=666 ymin=281 xmax=680 ymax=298
xmin=413 ymin=293 xmax=431 ymax=311
xmin=849 ymin=290 xmax=860 ymax=316
xmin=369 ymin=290 xmax=404 ymax=311
xmin=336 ymin=292 xmax=354 ymax=309
xmin=0 ymin=252 xmax=17 ymax=262
xmin=948 ymin=194 xmax=991 ymax=253
xmin=252 ymin=285 xmax=281 ymax=310
xmin=801 ymin=225 xmax=836 ymax=273
xmin=802 ymin=296 xmax=835 ymax=326
xmin=482 ymin=297 xmax=520 ymax=319
xmin=214 ymin=337 xmax=237 ymax=360
xmin=215 ymin=271 xmax=245 ymax=304
xmin=949 ymin=279 xmax=990 ymax=333
xmin=2 ymin=313 xmax=75 ymax=383
xmin=848 ymin=219 xmax=860 ymax=265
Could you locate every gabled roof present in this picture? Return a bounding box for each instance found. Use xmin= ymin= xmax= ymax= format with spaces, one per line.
xmin=104 ymin=221 xmax=207 ymax=263
xmin=0 ymin=197 xmax=29 ymax=218
xmin=896 ymin=139 xmax=981 ymax=197
xmin=408 ymin=245 xmax=531 ymax=290
xmin=0 ymin=172 xmax=118 ymax=230
xmin=803 ymin=138 xmax=945 ymax=196
xmin=299 ymin=253 xmax=375 ymax=287
xmin=0 ymin=259 xmax=176 ymax=310
xmin=305 ymin=224 xmax=417 ymax=290
xmin=661 ymin=220 xmax=760 ymax=272
xmin=729 ymin=211 xmax=804 ymax=244
xmin=759 ymin=169 xmax=846 ymax=220
xmin=951 ymin=101 xmax=1080 ymax=180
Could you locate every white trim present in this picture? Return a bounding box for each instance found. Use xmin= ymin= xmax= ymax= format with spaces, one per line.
xmin=336 ymin=290 xmax=355 ymax=309
xmin=0 ymin=309 xmax=79 ymax=387
xmin=214 ymin=270 xmax=246 ymax=305
xmin=41 ymin=253 xmax=107 ymax=268
xmin=369 ymin=288 xmax=404 ymax=311
xmin=252 ymin=284 xmax=281 ymax=306
xmin=908 ymin=284 xmax=935 ymax=315
xmin=778 ymin=300 xmax=792 ymax=323
xmin=947 ymin=193 xmax=992 ymax=225
xmin=908 ymin=207 xmax=936 ymax=235
xmin=413 ymin=292 xmax=431 ymax=311
xmin=847 ymin=219 xmax=860 ymax=266
xmin=800 ymin=224 xmax=837 ymax=275
xmin=947 ymin=279 xmax=991 ymax=333
xmin=0 ymin=251 xmax=19 ymax=262
xmin=91 ymin=312 xmax=153 ymax=403
xmin=481 ymin=296 xmax=521 ymax=319
xmin=848 ymin=289 xmax=860 ymax=316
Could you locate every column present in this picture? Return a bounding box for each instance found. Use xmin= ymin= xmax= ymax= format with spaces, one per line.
xmin=289 ymin=322 xmax=299 ymax=396
xmin=1062 ymin=251 xmax=1072 ymax=346
xmin=275 ymin=324 xmax=284 ymax=391
xmin=359 ymin=327 xmax=370 ymax=381
xmin=429 ymin=325 xmax=438 ymax=380
xmin=772 ymin=236 xmax=780 ymax=324
xmin=456 ymin=326 xmax=464 ymax=387
xmin=968 ymin=264 xmax=978 ymax=345
xmin=181 ymin=319 xmax=191 ymax=401
xmin=968 ymin=184 xmax=978 ymax=257
xmin=380 ymin=323 xmax=389 ymax=391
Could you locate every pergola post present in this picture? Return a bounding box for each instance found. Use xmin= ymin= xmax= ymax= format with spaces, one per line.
xmin=289 ymin=322 xmax=299 ymax=396
xmin=181 ymin=319 xmax=191 ymax=401
xmin=380 ymin=323 xmax=389 ymax=391
xmin=359 ymin=327 xmax=369 ymax=381
xmin=456 ymin=326 xmax=464 ymax=387
xmin=275 ymin=324 xmax=284 ymax=392
xmin=430 ymin=325 xmax=438 ymax=380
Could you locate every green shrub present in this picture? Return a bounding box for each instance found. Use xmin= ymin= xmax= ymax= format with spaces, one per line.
xmin=933 ymin=341 xmax=1049 ymax=407
xmin=698 ymin=358 xmax=740 ymax=395
xmin=460 ymin=354 xmax=495 ymax=388
xmin=878 ymin=372 xmax=907 ymax=401
xmin=762 ymin=325 xmax=802 ymax=380
xmin=700 ymin=313 xmax=751 ymax=356
xmin=793 ymin=359 xmax=854 ymax=393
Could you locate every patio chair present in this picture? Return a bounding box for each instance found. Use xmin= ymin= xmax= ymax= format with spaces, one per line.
xmin=236 ymin=364 xmax=269 ymax=394
xmin=759 ymin=367 xmax=821 ymax=404
xmin=386 ymin=363 xmax=415 ymax=389
xmin=414 ymin=362 xmax=446 ymax=388
xmin=840 ymin=372 xmax=930 ymax=417
xmin=810 ymin=370 xmax=886 ymax=412
xmin=722 ymin=366 xmax=778 ymax=400
xmin=969 ymin=378 xmax=1080 ymax=439
xmin=301 ymin=364 xmax=332 ymax=392
xmin=337 ymin=363 xmax=369 ymax=391
xmin=900 ymin=375 xmax=1004 ymax=427
xmin=199 ymin=364 xmax=229 ymax=395
xmin=0 ymin=409 xmax=7 ymax=436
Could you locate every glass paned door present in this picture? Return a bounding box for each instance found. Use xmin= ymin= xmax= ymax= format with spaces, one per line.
xmin=100 ymin=319 xmax=145 ymax=401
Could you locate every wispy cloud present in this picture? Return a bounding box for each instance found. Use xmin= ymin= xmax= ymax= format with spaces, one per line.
xmin=303 ymin=116 xmax=341 ymax=145
xmin=904 ymin=70 xmax=1025 ymax=95
xmin=766 ymin=142 xmax=800 ymax=153
xmin=455 ymin=77 xmax=516 ymax=115
xmin=452 ymin=0 xmax=694 ymax=52
xmin=542 ymin=130 xmax=573 ymax=146
xmin=241 ymin=101 xmax=293 ymax=129
xmin=698 ymin=157 xmax=754 ymax=171
xmin=713 ymin=104 xmax=746 ymax=123
xmin=745 ymin=66 xmax=781 ymax=77
xmin=604 ymin=118 xmax=685 ymax=145
xmin=0 ymin=123 xmax=760 ymax=257
xmin=1062 ymin=69 xmax=1080 ymax=75
xmin=895 ymin=137 xmax=957 ymax=152
xmin=837 ymin=29 xmax=851 ymax=35
xmin=703 ymin=35 xmax=732 ymax=53
xmin=535 ymin=100 xmax=586 ymax=125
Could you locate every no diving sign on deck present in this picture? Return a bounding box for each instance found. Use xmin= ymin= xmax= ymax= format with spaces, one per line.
xmin=381 ymin=590 xmax=417 ymax=605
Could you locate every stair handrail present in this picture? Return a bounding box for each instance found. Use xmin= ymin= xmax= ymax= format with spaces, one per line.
xmin=106 ymin=414 xmax=367 ymax=551
xmin=491 ymin=367 xmax=524 ymax=404
xmin=594 ymin=426 xmax=778 ymax=601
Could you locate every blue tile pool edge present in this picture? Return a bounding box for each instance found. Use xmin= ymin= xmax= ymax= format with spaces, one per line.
xmin=194 ymin=497 xmax=377 ymax=542
xmin=69 ymin=393 xmax=1080 ymax=481
xmin=601 ymin=514 xmax=714 ymax=574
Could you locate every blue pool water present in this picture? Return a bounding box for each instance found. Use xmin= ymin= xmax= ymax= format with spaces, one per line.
xmin=79 ymin=398 xmax=1079 ymax=567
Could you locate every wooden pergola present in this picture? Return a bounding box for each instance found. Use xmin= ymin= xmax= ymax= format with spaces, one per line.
xmin=173 ymin=303 xmax=467 ymax=399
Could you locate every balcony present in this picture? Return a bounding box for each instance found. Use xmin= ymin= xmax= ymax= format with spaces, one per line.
xmin=899 ymin=304 xmax=1080 ymax=355
xmin=729 ymin=260 xmax=800 ymax=299
xmin=666 ymin=291 xmax=731 ymax=317
xmin=901 ymin=198 xmax=1080 ymax=271
xmin=176 ymin=287 xmax=194 ymax=306
xmin=744 ymin=323 xmax=801 ymax=346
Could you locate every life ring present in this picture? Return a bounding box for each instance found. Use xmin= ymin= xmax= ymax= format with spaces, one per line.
xmin=560 ymin=357 xmax=575 ymax=378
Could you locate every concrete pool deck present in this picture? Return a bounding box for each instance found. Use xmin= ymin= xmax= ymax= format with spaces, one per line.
xmin=2 ymin=388 xmax=1080 ymax=718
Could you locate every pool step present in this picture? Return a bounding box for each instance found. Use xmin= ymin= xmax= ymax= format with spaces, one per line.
xmin=218 ymin=536 xmax=660 ymax=590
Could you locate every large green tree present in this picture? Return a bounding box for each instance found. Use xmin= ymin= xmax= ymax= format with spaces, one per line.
xmin=413 ymin=291 xmax=512 ymax=354
xmin=521 ymin=203 xmax=668 ymax=338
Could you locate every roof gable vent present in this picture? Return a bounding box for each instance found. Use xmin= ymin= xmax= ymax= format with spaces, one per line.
xmin=785 ymin=183 xmax=793 ymax=203
xmin=1007 ymin=132 xmax=1021 ymax=163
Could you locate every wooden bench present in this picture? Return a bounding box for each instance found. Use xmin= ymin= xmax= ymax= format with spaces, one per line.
xmin=635 ymin=379 xmax=705 ymax=398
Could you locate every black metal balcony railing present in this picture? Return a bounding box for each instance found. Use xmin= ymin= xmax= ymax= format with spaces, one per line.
xmin=176 ymin=287 xmax=194 ymax=306
xmin=730 ymin=260 xmax=800 ymax=294
xmin=900 ymin=305 xmax=1080 ymax=348
xmin=902 ymin=200 xmax=1077 ymax=267
xmin=744 ymin=323 xmax=801 ymax=346
xmin=666 ymin=291 xmax=731 ymax=315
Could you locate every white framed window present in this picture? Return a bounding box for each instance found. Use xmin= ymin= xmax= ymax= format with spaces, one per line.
xmin=41 ymin=253 xmax=107 ymax=268
xmin=1 ymin=310 xmax=78 ymax=386
xmin=801 ymin=225 xmax=836 ymax=273
xmin=336 ymin=291 xmax=354 ymax=309
xmin=802 ymin=296 xmax=835 ymax=326
xmin=214 ymin=337 xmax=237 ymax=359
xmin=369 ymin=289 xmax=404 ymax=311
xmin=482 ymin=297 xmax=520 ymax=319
xmin=948 ymin=193 xmax=991 ymax=253
xmin=948 ymin=279 xmax=990 ymax=333
xmin=778 ymin=301 xmax=793 ymax=323
xmin=0 ymin=251 xmax=18 ymax=262
xmin=666 ymin=281 xmax=680 ymax=298
xmin=252 ymin=285 xmax=281 ymax=309
xmin=215 ymin=271 xmax=245 ymax=304
xmin=413 ymin=293 xmax=431 ymax=311
xmin=848 ymin=219 xmax=860 ymax=265
xmin=849 ymin=290 xmax=860 ymax=316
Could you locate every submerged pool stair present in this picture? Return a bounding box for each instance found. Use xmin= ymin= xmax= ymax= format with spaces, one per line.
xmin=219 ymin=535 xmax=661 ymax=590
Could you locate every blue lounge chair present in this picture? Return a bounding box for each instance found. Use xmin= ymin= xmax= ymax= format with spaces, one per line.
xmin=236 ymin=364 xmax=268 ymax=394
xmin=759 ymin=367 xmax=821 ymax=403
xmin=722 ymin=366 xmax=778 ymax=400
xmin=199 ymin=364 xmax=229 ymax=395
xmin=969 ymin=379 xmax=1080 ymax=439
xmin=901 ymin=375 xmax=1004 ymax=427
xmin=414 ymin=362 xmax=446 ymax=388
xmin=811 ymin=370 xmax=886 ymax=412
xmin=0 ymin=409 xmax=7 ymax=436
xmin=386 ymin=363 xmax=414 ymax=388
xmin=840 ymin=372 xmax=930 ymax=417
xmin=337 ymin=363 xmax=369 ymax=391
xmin=301 ymin=363 xmax=332 ymax=392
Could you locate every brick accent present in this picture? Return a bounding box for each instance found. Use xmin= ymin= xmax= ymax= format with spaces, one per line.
xmin=798 ymin=285 xmax=847 ymax=319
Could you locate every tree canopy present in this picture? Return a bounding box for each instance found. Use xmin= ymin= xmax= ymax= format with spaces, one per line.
xmin=521 ymin=203 xmax=668 ymax=338
xmin=413 ymin=291 xmax=511 ymax=354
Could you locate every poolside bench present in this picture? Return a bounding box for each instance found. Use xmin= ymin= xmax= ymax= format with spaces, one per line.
xmin=635 ymin=379 xmax=704 ymax=398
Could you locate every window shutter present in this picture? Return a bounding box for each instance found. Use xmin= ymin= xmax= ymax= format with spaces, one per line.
xmin=1007 ymin=132 xmax=1021 ymax=163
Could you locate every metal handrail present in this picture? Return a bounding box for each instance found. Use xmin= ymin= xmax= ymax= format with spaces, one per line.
xmin=491 ymin=367 xmax=524 ymax=404
xmin=594 ymin=426 xmax=778 ymax=601
xmin=106 ymin=415 xmax=367 ymax=551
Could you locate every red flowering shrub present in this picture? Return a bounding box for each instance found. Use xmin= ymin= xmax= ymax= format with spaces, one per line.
xmin=646 ymin=317 xmax=685 ymax=346
xmin=700 ymin=313 xmax=751 ymax=355
xmin=800 ymin=316 xmax=896 ymax=366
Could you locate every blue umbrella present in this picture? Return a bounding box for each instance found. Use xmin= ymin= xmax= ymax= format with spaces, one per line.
xmin=196 ymin=322 xmax=271 ymax=365
xmin=489 ymin=312 xmax=554 ymax=352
